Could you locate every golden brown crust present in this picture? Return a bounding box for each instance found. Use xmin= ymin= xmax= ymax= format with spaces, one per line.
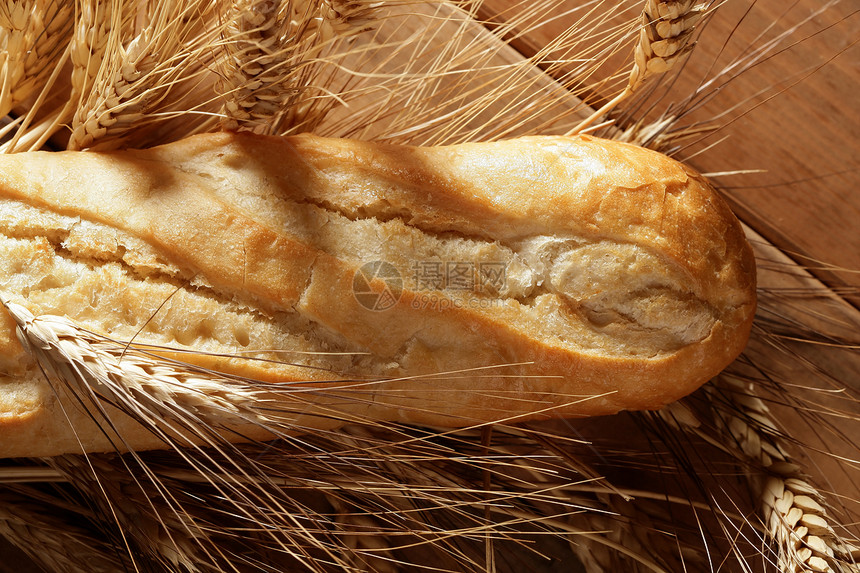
xmin=0 ymin=132 xmax=755 ymax=457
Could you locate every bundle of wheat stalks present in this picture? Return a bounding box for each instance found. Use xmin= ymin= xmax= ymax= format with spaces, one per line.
xmin=0 ymin=0 xmax=858 ymax=572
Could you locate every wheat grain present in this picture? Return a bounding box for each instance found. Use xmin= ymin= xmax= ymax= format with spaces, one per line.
xmin=711 ymin=376 xmax=860 ymax=573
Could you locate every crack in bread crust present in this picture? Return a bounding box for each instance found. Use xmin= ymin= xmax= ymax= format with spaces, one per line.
xmin=0 ymin=205 xmax=365 ymax=382
xmin=167 ymin=155 xmax=719 ymax=356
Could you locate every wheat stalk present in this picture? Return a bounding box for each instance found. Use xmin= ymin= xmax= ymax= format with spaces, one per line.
xmin=710 ymin=375 xmax=860 ymax=573
xmin=569 ymin=0 xmax=707 ymax=134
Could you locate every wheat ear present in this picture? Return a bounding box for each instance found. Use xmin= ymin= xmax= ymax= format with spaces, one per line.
xmin=570 ymin=0 xmax=706 ymax=134
xmin=218 ymin=0 xmax=304 ymax=133
xmin=68 ymin=0 xmax=218 ymax=150
xmin=328 ymin=496 xmax=399 ymax=573
xmin=710 ymin=376 xmax=860 ymax=573
xmin=0 ymin=0 xmax=118 ymax=153
xmin=46 ymin=454 xmax=216 ymax=572
xmin=0 ymin=0 xmax=72 ymax=118
xmin=68 ymin=0 xmax=113 ymax=117
xmin=1 ymin=299 xmax=271 ymax=449
xmin=567 ymin=492 xmax=673 ymax=573
xmin=217 ymin=0 xmax=394 ymax=134
xmin=3 ymin=300 xmax=364 ymax=568
xmin=68 ymin=0 xmax=147 ymax=150
xmin=0 ymin=485 xmax=123 ymax=573
xmin=320 ymin=0 xmax=387 ymax=36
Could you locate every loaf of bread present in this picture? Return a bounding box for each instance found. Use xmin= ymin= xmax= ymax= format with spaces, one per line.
xmin=0 ymin=132 xmax=755 ymax=458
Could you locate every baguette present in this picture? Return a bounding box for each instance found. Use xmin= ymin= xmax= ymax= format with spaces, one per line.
xmin=0 ymin=132 xmax=756 ymax=458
